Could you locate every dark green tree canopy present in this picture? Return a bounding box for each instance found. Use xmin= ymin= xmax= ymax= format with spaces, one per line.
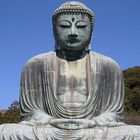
xmin=123 ymin=66 xmax=140 ymax=113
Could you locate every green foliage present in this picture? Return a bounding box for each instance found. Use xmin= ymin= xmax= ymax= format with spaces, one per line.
xmin=0 ymin=112 xmax=3 ymax=124
xmin=2 ymin=109 xmax=21 ymax=124
xmin=123 ymin=66 xmax=140 ymax=114
xmin=0 ymin=101 xmax=22 ymax=125
xmin=8 ymin=100 xmax=20 ymax=110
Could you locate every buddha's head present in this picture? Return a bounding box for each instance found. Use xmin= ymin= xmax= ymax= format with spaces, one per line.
xmin=52 ymin=1 xmax=94 ymax=53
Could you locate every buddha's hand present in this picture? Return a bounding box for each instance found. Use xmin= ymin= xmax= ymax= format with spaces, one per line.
xmin=49 ymin=119 xmax=96 ymax=130
xmin=20 ymin=111 xmax=53 ymax=126
xmin=94 ymin=119 xmax=125 ymax=127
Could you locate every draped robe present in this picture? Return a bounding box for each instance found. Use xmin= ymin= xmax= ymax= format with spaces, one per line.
xmin=20 ymin=51 xmax=124 ymax=122
xmin=0 ymin=51 xmax=140 ymax=140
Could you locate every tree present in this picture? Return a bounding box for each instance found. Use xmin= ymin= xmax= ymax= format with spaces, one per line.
xmin=123 ymin=66 xmax=140 ymax=114
xmin=8 ymin=100 xmax=20 ymax=110
xmin=1 ymin=100 xmax=21 ymax=124
xmin=0 ymin=112 xmax=3 ymax=124
xmin=2 ymin=109 xmax=21 ymax=123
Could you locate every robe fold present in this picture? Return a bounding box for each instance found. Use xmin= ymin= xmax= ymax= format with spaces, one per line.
xmin=20 ymin=51 xmax=124 ymax=123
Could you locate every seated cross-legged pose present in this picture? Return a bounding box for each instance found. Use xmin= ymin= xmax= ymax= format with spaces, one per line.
xmin=0 ymin=1 xmax=140 ymax=140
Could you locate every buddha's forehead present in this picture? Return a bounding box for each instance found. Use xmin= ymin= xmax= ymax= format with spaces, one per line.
xmin=57 ymin=13 xmax=90 ymax=22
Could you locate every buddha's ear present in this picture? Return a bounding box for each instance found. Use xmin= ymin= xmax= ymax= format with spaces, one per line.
xmin=52 ymin=16 xmax=61 ymax=48
xmin=52 ymin=20 xmax=57 ymax=42
xmin=85 ymin=44 xmax=91 ymax=52
xmin=55 ymin=42 xmax=60 ymax=51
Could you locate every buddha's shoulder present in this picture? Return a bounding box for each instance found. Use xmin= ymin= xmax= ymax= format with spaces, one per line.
xmin=90 ymin=51 xmax=120 ymax=68
xmin=22 ymin=52 xmax=56 ymax=69
xmin=25 ymin=51 xmax=56 ymax=64
xmin=90 ymin=51 xmax=113 ymax=61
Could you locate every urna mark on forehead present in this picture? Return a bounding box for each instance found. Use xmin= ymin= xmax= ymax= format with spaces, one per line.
xmin=57 ymin=13 xmax=90 ymax=23
xmin=70 ymin=15 xmax=88 ymax=22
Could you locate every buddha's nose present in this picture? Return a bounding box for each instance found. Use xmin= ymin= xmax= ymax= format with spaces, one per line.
xmin=68 ymin=26 xmax=78 ymax=38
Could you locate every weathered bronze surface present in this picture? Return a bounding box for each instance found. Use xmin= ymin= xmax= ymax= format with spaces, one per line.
xmin=0 ymin=1 xmax=140 ymax=139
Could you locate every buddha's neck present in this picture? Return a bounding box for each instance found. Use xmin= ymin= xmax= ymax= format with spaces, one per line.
xmin=56 ymin=49 xmax=89 ymax=61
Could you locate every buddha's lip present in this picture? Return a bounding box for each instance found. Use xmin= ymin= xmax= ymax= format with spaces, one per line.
xmin=67 ymin=38 xmax=80 ymax=43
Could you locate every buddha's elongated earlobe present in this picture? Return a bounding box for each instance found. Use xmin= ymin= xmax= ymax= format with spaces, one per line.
xmin=55 ymin=42 xmax=60 ymax=51
xmin=86 ymin=44 xmax=91 ymax=52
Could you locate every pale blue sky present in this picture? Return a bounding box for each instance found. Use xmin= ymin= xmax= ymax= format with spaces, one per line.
xmin=0 ymin=0 xmax=140 ymax=109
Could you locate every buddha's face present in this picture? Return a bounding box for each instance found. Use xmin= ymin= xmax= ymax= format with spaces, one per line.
xmin=54 ymin=13 xmax=92 ymax=51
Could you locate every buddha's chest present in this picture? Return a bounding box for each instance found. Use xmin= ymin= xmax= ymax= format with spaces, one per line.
xmin=57 ymin=59 xmax=88 ymax=108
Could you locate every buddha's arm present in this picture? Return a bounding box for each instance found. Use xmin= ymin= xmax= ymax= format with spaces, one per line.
xmin=94 ymin=112 xmax=125 ymax=127
xmin=19 ymin=58 xmax=53 ymax=125
xmin=20 ymin=110 xmax=53 ymax=125
xmin=93 ymin=57 xmax=125 ymax=127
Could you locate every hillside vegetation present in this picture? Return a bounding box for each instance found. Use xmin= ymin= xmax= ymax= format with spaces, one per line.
xmin=123 ymin=66 xmax=140 ymax=114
